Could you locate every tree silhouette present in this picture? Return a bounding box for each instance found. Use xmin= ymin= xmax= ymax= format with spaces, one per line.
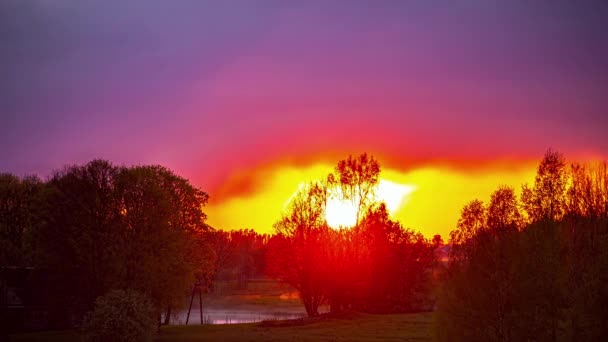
xmin=266 ymin=182 xmax=328 ymax=317
xmin=35 ymin=160 xmax=213 ymax=328
xmin=448 ymin=199 xmax=486 ymax=264
xmin=0 ymin=174 xmax=43 ymax=266
xmin=333 ymin=153 xmax=380 ymax=226
xmin=487 ymin=186 xmax=522 ymax=234
xmin=521 ymin=149 xmax=567 ymax=222
xmin=437 ymin=150 xmax=608 ymax=341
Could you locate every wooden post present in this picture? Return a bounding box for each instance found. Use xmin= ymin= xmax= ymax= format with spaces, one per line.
xmin=199 ymin=288 xmax=203 ymax=325
xmin=185 ymin=285 xmax=195 ymax=325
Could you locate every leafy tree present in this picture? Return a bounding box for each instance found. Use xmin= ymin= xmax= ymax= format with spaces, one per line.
xmin=521 ymin=149 xmax=567 ymax=222
xmin=114 ymin=165 xmax=213 ymax=323
xmin=448 ymin=199 xmax=486 ymax=264
xmin=333 ymin=153 xmax=380 ymax=225
xmin=437 ymin=151 xmax=608 ymax=341
xmin=38 ymin=160 xmax=123 ymax=323
xmin=267 ymin=154 xmax=436 ymax=316
xmin=567 ymin=161 xmax=608 ymax=219
xmin=487 ymin=186 xmax=522 ymax=234
xmin=0 ymin=174 xmax=43 ymax=266
xmin=37 ymin=160 xmax=213 ymax=327
xmin=358 ymin=204 xmax=435 ymax=312
xmin=266 ymin=182 xmax=329 ymax=317
xmin=562 ymin=162 xmax=608 ymax=339
xmin=438 ymin=193 xmax=520 ymax=342
xmin=83 ymin=289 xmax=156 ymax=342
xmin=511 ymin=220 xmax=566 ymax=341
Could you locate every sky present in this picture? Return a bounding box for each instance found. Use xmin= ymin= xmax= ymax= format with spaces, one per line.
xmin=1 ymin=1 xmax=607 ymax=237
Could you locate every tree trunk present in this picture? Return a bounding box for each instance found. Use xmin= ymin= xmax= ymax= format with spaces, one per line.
xmin=163 ymin=306 xmax=171 ymax=325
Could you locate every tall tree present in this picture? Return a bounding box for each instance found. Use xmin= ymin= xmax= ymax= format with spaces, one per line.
xmin=39 ymin=160 xmax=122 ymax=322
xmin=114 ymin=165 xmax=213 ymax=321
xmin=521 ymin=149 xmax=567 ymax=222
xmin=567 ymin=161 xmax=608 ymax=219
xmin=333 ymin=153 xmax=380 ymax=225
xmin=448 ymin=199 xmax=486 ymax=264
xmin=487 ymin=186 xmax=522 ymax=234
xmin=266 ymin=182 xmax=328 ymax=317
xmin=37 ymin=160 xmax=213 ymax=326
xmin=0 ymin=174 xmax=43 ymax=265
xmin=358 ymin=204 xmax=435 ymax=313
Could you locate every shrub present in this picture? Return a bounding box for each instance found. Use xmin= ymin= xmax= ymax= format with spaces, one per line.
xmin=83 ymin=289 xmax=156 ymax=342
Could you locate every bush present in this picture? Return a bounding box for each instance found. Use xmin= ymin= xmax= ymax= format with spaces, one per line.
xmin=83 ymin=289 xmax=156 ymax=342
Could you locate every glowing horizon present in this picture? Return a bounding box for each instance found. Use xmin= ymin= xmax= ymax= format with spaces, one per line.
xmin=204 ymin=159 xmax=541 ymax=238
xmin=2 ymin=2 xmax=607 ymax=239
xmin=323 ymin=179 xmax=417 ymax=229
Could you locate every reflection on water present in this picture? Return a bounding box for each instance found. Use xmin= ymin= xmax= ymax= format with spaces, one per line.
xmin=169 ymin=308 xmax=306 ymax=325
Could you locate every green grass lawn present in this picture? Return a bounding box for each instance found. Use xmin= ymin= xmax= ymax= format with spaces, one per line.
xmin=11 ymin=312 xmax=433 ymax=342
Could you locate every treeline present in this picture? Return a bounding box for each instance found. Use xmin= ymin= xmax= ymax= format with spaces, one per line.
xmin=208 ymin=229 xmax=270 ymax=289
xmin=436 ymin=150 xmax=608 ymax=341
xmin=7 ymin=150 xmax=604 ymax=340
xmin=0 ymin=154 xmax=436 ymax=324
xmin=1 ymin=158 xmax=280 ymax=334
xmin=1 ymin=160 xmax=214 ymax=329
xmin=266 ymin=154 xmax=440 ymax=316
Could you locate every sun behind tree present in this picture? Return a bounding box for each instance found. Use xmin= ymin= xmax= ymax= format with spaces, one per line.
xmin=324 ymin=180 xmax=416 ymax=229
xmin=325 ymin=194 xmax=358 ymax=228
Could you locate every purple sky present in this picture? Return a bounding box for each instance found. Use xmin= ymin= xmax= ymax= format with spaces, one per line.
xmin=2 ymin=1 xmax=607 ymax=193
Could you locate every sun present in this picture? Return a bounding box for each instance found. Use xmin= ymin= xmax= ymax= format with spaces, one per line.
xmin=325 ymin=197 xmax=358 ymax=228
xmin=325 ymin=179 xmax=416 ymax=229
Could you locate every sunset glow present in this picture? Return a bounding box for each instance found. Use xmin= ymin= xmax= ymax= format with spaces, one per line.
xmin=203 ymin=161 xmax=541 ymax=237
xmin=325 ymin=197 xmax=357 ymax=229
xmin=2 ymin=1 xmax=607 ymax=240
xmin=324 ymin=179 xmax=416 ymax=229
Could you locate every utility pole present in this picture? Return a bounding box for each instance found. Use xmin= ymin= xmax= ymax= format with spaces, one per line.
xmin=185 ymin=278 xmax=204 ymax=325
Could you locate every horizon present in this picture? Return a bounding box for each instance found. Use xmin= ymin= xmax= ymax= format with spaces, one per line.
xmin=2 ymin=1 xmax=607 ymax=238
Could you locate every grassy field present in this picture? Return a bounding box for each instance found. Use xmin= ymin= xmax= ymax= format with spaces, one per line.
xmin=11 ymin=312 xmax=433 ymax=342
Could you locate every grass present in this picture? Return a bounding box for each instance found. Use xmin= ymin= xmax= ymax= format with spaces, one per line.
xmin=11 ymin=312 xmax=433 ymax=342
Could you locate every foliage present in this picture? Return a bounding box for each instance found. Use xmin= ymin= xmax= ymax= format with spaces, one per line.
xmin=0 ymin=174 xmax=43 ymax=265
xmin=521 ymin=149 xmax=567 ymax=222
xmin=357 ymin=204 xmax=435 ymax=313
xmin=31 ymin=160 xmax=213 ymax=327
xmin=266 ymin=182 xmax=329 ymax=316
xmin=82 ymin=289 xmax=156 ymax=342
xmin=437 ymin=150 xmax=608 ymax=341
xmin=267 ymin=154 xmax=437 ymax=316
xmin=333 ymin=153 xmax=381 ymax=225
xmin=208 ymin=229 xmax=270 ymax=289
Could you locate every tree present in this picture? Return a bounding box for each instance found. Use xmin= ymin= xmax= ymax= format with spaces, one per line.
xmin=448 ymin=199 xmax=486 ymax=264
xmin=114 ymin=165 xmax=213 ymax=324
xmin=266 ymin=182 xmax=328 ymax=317
xmin=38 ymin=160 xmax=123 ymax=324
xmin=358 ymin=204 xmax=435 ymax=313
xmin=267 ymin=154 xmax=437 ymax=316
xmin=436 ymin=151 xmax=608 ymax=341
xmin=333 ymin=153 xmax=381 ymax=225
xmin=432 ymin=234 xmax=443 ymax=247
xmin=567 ymin=161 xmax=608 ymax=219
xmin=487 ymin=186 xmax=522 ymax=234
xmin=562 ymin=162 xmax=608 ymax=339
xmin=521 ymin=149 xmax=567 ymax=222
xmin=0 ymin=174 xmax=43 ymax=266
xmin=37 ymin=160 xmax=213 ymax=327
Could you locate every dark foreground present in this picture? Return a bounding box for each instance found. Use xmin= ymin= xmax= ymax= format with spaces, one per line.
xmin=11 ymin=312 xmax=433 ymax=342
